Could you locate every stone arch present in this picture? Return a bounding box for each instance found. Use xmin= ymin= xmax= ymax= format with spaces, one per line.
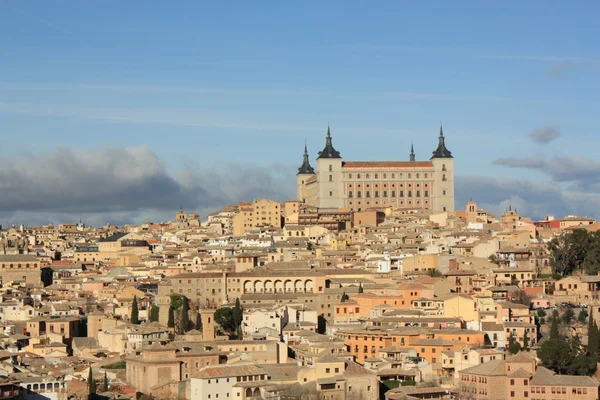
xmin=246 ymin=388 xmax=253 ymax=397
xmin=284 ymin=280 xmax=293 ymax=292
xmin=33 ymin=384 xmax=38 ymax=390
xmin=294 ymin=279 xmax=303 ymax=292
xmin=253 ymin=388 xmax=260 ymax=397
xmin=244 ymin=280 xmax=253 ymax=293
xmin=264 ymin=280 xmax=274 ymax=293
xmin=54 ymin=382 xmax=60 ymax=390
xmin=253 ymin=280 xmax=263 ymax=293
xmin=304 ymin=279 xmax=314 ymax=292
xmin=275 ymin=280 xmax=283 ymax=293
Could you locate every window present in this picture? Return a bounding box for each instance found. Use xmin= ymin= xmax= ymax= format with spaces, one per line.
xmin=424 ymin=190 xmax=429 ymax=197
xmin=375 ymin=173 xmax=378 ymax=179
xmin=366 ymin=173 xmax=370 ymax=179
xmin=400 ymin=191 xmax=404 ymax=197
xmin=329 ymin=191 xmax=333 ymax=196
xmin=357 ymin=191 xmax=362 ymax=198
xmin=383 ymin=173 xmax=386 ymax=179
xmin=348 ymin=173 xmax=352 ymax=179
xmin=510 ymin=391 xmax=515 ymax=397
xmin=348 ymin=191 xmax=353 ymax=198
xmin=375 ymin=191 xmax=379 ymax=197
xmin=383 ymin=191 xmax=387 ymax=197
xmin=391 ymin=191 xmax=396 ymax=197
xmin=329 ymin=174 xmax=333 ymax=181
xmin=357 ymin=174 xmax=361 ymax=179
xmin=366 ymin=191 xmax=371 ymax=198
xmin=408 ymin=191 xmax=412 ymax=197
xmin=329 ymin=164 xmax=332 ymax=171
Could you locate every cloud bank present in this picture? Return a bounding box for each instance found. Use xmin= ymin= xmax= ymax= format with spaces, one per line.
xmin=0 ymin=146 xmax=295 ymax=227
xmin=1 ymin=145 xmax=598 ymax=227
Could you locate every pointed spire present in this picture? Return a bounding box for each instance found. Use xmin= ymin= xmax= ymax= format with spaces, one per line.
xmin=431 ymin=125 xmax=453 ymax=159
xmin=317 ymin=125 xmax=341 ymax=159
xmin=409 ymin=142 xmax=415 ymax=162
xmin=298 ymin=143 xmax=315 ymax=175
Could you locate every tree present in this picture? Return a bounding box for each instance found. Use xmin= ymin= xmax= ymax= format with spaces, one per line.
xmin=233 ymin=298 xmax=243 ymax=328
xmin=508 ymin=333 xmax=522 ymax=355
xmin=167 ymin=306 xmax=175 ymax=328
xmin=195 ymin=312 xmax=203 ymax=330
xmin=578 ymin=308 xmax=589 ymax=324
xmin=358 ymin=283 xmax=364 ymax=294
xmin=550 ymin=312 xmax=560 ymax=340
xmin=522 ymin=329 xmax=529 ymax=351
xmin=87 ymin=367 xmax=97 ymax=396
xmin=149 ymin=305 xmax=160 ymax=322
xmin=427 ymin=269 xmax=442 ymax=277
xmin=548 ymin=229 xmax=594 ymax=276
xmin=588 ymin=316 xmax=599 ymax=358
xmin=340 ymin=292 xmax=349 ymax=302
xmin=537 ymin=336 xmax=572 ymax=374
xmin=214 ymin=307 xmax=237 ymax=335
xmin=563 ymin=308 xmax=575 ymax=325
xmin=536 ymin=308 xmax=546 ymax=326
xmin=513 ymin=290 xmax=531 ymax=307
xmin=130 ymin=296 xmax=139 ymax=325
xmin=102 ymin=372 xmax=109 ymax=392
xmin=488 ymin=254 xmax=500 ymax=265
xmin=179 ymin=297 xmax=190 ymax=334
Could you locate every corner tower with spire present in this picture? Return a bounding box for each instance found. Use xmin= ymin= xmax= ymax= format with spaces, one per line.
xmin=316 ymin=126 xmax=344 ymax=208
xmin=430 ymin=125 xmax=455 ymax=212
xmin=296 ymin=143 xmax=316 ymax=203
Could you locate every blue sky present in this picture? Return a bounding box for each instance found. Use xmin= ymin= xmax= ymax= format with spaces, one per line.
xmin=0 ymin=1 xmax=599 ymax=225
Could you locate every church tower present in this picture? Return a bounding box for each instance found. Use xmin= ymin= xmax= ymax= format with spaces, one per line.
xmin=316 ymin=126 xmax=343 ymax=209
xmin=431 ymin=126 xmax=455 ymax=213
xmin=296 ymin=143 xmax=315 ymax=204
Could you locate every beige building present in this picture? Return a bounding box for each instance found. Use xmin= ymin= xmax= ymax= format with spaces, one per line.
xmin=297 ymin=126 xmax=455 ymax=213
xmin=458 ymin=353 xmax=599 ymax=400
xmin=232 ymin=199 xmax=282 ymax=235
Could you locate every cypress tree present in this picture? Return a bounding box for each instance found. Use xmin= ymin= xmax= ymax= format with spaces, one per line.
xmin=233 ymin=298 xmax=243 ymax=328
xmin=358 ymin=283 xmax=364 ymax=293
xmin=195 ymin=312 xmax=203 ymax=330
xmin=87 ymin=367 xmax=97 ymax=396
xmin=149 ymin=305 xmax=160 ymax=322
xmin=523 ymin=329 xmax=529 ymax=350
xmin=102 ymin=371 xmax=109 ymax=392
xmin=179 ymin=298 xmax=190 ymax=334
xmin=550 ymin=312 xmax=559 ymax=340
xmin=130 ymin=295 xmax=139 ymax=325
xmin=341 ymin=292 xmax=348 ymax=302
xmin=168 ymin=305 xmax=175 ymax=328
xmin=588 ymin=314 xmax=599 ymax=358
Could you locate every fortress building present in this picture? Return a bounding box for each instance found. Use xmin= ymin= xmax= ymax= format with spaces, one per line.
xmin=296 ymin=126 xmax=454 ymax=213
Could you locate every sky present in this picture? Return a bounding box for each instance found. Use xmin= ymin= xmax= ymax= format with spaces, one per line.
xmin=0 ymin=1 xmax=599 ymax=226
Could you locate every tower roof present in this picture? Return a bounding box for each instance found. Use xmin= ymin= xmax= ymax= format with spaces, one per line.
xmin=431 ymin=125 xmax=453 ymax=159
xmin=317 ymin=126 xmax=342 ymax=159
xmin=297 ymin=143 xmax=316 ymax=175
xmin=409 ymin=142 xmax=415 ymax=162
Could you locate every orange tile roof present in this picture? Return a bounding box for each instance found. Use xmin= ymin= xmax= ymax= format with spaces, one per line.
xmin=343 ymin=161 xmax=433 ymax=169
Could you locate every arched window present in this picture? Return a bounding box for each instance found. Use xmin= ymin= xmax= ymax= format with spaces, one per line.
xmin=383 ymin=173 xmax=387 ymax=179
xmin=348 ymin=173 xmax=352 ymax=179
xmin=357 ymin=174 xmax=361 ymax=179
xmin=424 ymin=173 xmax=428 ymax=178
xmin=408 ymin=173 xmax=411 ymax=179
xmin=366 ymin=173 xmax=370 ymax=179
xmin=374 ymin=173 xmax=378 ymax=179
xmin=416 ymin=173 xmax=420 ymax=178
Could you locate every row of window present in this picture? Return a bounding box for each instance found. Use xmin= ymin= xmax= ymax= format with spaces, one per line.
xmin=348 ymin=190 xmax=429 ymax=198
xmin=348 ymin=182 xmax=428 ymax=189
xmin=346 ymin=172 xmax=431 ymax=179
xmin=0 ymin=263 xmax=38 ymax=269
